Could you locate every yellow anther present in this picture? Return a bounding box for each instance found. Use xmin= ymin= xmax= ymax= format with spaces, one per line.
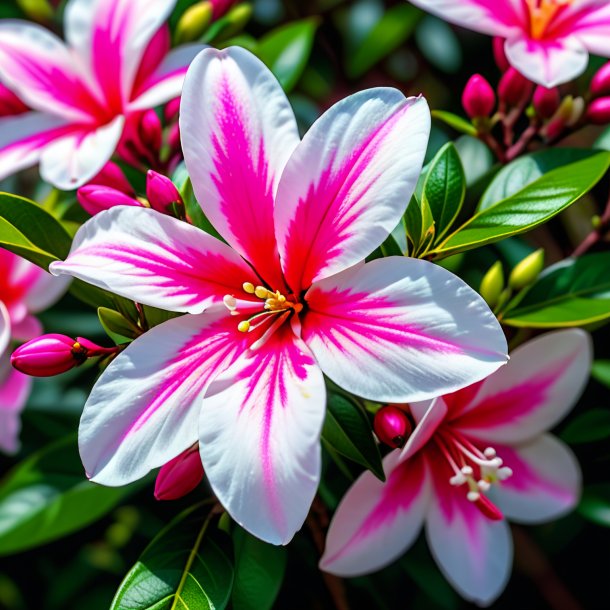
xmin=254 ymin=286 xmax=269 ymax=299
xmin=237 ymin=320 xmax=250 ymax=333
xmin=72 ymin=342 xmax=81 ymax=350
xmin=278 ymin=294 xmax=286 ymax=303
xmin=243 ymin=282 xmax=255 ymax=294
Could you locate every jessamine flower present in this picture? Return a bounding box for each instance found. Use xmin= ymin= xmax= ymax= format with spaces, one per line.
xmin=50 ymin=47 xmax=507 ymax=544
xmin=0 ymin=249 xmax=67 ymax=453
xmin=321 ymin=330 xmax=589 ymax=606
xmin=0 ymin=0 xmax=203 ymax=189
xmin=408 ymin=1 xmax=610 ymax=87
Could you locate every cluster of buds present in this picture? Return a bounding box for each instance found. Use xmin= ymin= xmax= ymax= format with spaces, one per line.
xmin=77 ymin=163 xmax=186 ymax=220
xmin=11 ymin=334 xmax=117 ymax=377
xmin=373 ymin=404 xmax=414 ymax=449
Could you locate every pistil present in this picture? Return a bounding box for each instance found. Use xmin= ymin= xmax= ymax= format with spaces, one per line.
xmin=526 ymin=0 xmax=572 ymax=39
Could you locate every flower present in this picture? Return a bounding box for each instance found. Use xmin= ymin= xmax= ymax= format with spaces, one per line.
xmin=0 ymin=249 xmax=68 ymax=453
xmin=320 ymin=330 xmax=590 ymax=606
xmin=0 ymin=0 xmax=204 ymax=189
xmin=50 ymin=47 xmax=507 ymax=545
xmin=408 ymin=1 xmax=610 ymax=87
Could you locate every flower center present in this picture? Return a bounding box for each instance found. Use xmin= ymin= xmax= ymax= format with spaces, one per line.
xmin=526 ymin=0 xmax=573 ymax=39
xmin=434 ymin=427 xmax=512 ymax=520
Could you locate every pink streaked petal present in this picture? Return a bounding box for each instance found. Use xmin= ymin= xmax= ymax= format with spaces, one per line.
xmin=0 ymin=302 xmax=9 ymax=355
xmin=490 ymin=435 xmax=581 ymax=524
xmin=0 ymin=20 xmax=101 ymax=122
xmin=199 ymin=325 xmax=325 ymax=545
xmin=455 ymin=330 xmax=592 ymax=445
xmin=131 ymin=26 xmax=171 ymax=96
xmin=275 ymin=91 xmax=429 ymax=293
xmin=50 ymin=206 xmax=258 ymax=314
xmin=0 ymin=352 xmax=32 ymax=454
xmin=38 ymin=116 xmax=125 ymax=190
xmin=80 ymin=310 xmax=248 ymax=485
xmin=399 ymin=398 xmax=448 ymax=462
xmin=11 ymin=315 xmax=42 ymax=343
xmin=320 ymin=451 xmax=429 ymax=576
xmin=129 ymin=44 xmax=206 ymax=110
xmin=408 ymin=0 xmax=524 ymax=37
xmin=504 ymin=35 xmax=588 ymax=87
xmin=181 ymin=46 xmax=300 ymax=289
xmin=426 ymin=446 xmax=512 ymax=606
xmin=302 ymin=257 xmax=508 ymax=403
xmin=551 ymin=1 xmax=610 ymax=57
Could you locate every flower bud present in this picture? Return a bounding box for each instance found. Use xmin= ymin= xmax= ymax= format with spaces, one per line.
xmin=138 ymin=109 xmax=163 ymax=154
xmin=154 ymin=446 xmax=204 ymax=500
xmin=479 ymin=261 xmax=504 ymax=308
xmin=77 ymin=185 xmax=142 ymax=216
xmin=0 ymin=83 xmax=28 ymax=118
xmin=175 ymin=1 xmax=213 ymax=44
xmin=591 ymin=62 xmax=610 ymax=98
xmin=146 ymin=170 xmax=184 ymax=215
xmin=533 ymin=86 xmax=560 ymax=120
xmin=493 ymin=37 xmax=510 ymax=72
xmin=508 ymin=249 xmax=545 ymax=290
xmin=211 ymin=0 xmax=240 ymax=18
xmin=90 ymin=162 xmax=134 ymax=195
xmin=498 ymin=68 xmax=533 ymax=107
xmin=587 ymin=97 xmax=610 ymax=125
xmin=11 ymin=334 xmax=112 ymax=377
xmin=374 ymin=405 xmax=413 ymax=449
xmin=16 ymin=0 xmax=53 ymax=21
xmin=164 ymin=97 xmax=181 ymax=123
xmin=462 ymin=74 xmax=496 ymax=119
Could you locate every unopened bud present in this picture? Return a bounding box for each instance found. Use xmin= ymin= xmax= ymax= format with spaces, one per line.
xmin=543 ymin=95 xmax=580 ymax=139
xmin=154 ymin=446 xmax=204 ymax=500
xmin=139 ymin=109 xmax=163 ymax=153
xmin=591 ymin=62 xmax=610 ymax=98
xmin=498 ymin=68 xmax=533 ymax=107
xmin=587 ymin=97 xmax=610 ymax=125
xmin=462 ymin=74 xmax=496 ymax=119
xmin=164 ymin=97 xmax=181 ymax=123
xmin=533 ymin=86 xmax=560 ymax=120
xmin=508 ymin=249 xmax=544 ymax=290
xmin=374 ymin=405 xmax=413 ymax=449
xmin=493 ymin=37 xmax=510 ymax=72
xmin=0 ymin=83 xmax=28 ymax=117
xmin=89 ymin=162 xmax=134 ymax=195
xmin=215 ymin=3 xmax=252 ymax=40
xmin=211 ymin=0 xmax=240 ymax=18
xmin=17 ymin=0 xmax=53 ymax=21
xmin=146 ymin=170 xmax=184 ymax=216
xmin=77 ymin=185 xmax=142 ymax=216
xmin=566 ymin=96 xmax=585 ymax=126
xmin=479 ymin=261 xmax=504 ymax=308
xmin=175 ymin=1 xmax=213 ymax=43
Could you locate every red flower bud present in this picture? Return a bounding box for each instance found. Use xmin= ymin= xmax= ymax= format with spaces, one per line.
xmin=498 ymin=68 xmax=533 ymax=107
xmin=89 ymin=161 xmax=135 ymax=195
xmin=462 ymin=74 xmax=496 ymax=119
xmin=146 ymin=170 xmax=184 ymax=215
xmin=154 ymin=446 xmax=204 ymax=500
xmin=533 ymin=86 xmax=560 ymax=119
xmin=139 ymin=109 xmax=163 ymax=153
xmin=591 ymin=62 xmax=610 ymax=98
xmin=493 ymin=37 xmax=510 ymax=72
xmin=211 ymin=0 xmax=239 ymax=18
xmin=373 ymin=405 xmax=413 ymax=449
xmin=587 ymin=97 xmax=610 ymax=125
xmin=77 ymin=185 xmax=142 ymax=216
xmin=164 ymin=97 xmax=181 ymax=123
xmin=12 ymin=335 xmax=87 ymax=377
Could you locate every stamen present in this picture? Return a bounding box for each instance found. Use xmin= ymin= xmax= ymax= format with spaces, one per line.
xmin=238 ymin=320 xmax=250 ymax=333
xmin=243 ymin=282 xmax=255 ymax=294
xmin=223 ymin=295 xmax=237 ymax=311
xmin=254 ymin=285 xmax=269 ymax=298
xmin=526 ymin=0 xmax=573 ymax=39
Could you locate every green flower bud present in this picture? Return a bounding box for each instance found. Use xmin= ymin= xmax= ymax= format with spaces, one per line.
xmin=175 ymin=1 xmax=214 ymax=44
xmin=479 ymin=261 xmax=504 ymax=308
xmin=509 ymin=249 xmax=545 ymax=291
xmin=17 ymin=0 xmax=53 ymax=20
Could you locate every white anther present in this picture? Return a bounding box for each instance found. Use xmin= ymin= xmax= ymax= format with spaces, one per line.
xmin=467 ymin=491 xmax=480 ymax=502
xmin=484 ymin=447 xmax=497 ymax=458
xmin=491 ymin=457 xmax=503 ymax=467
xmin=461 ymin=465 xmax=474 ymax=476
xmin=450 ymin=473 xmax=466 ymax=486
xmin=497 ymin=467 xmax=513 ymax=480
xmin=478 ymin=480 xmax=491 ymax=492
xmin=223 ymin=295 xmax=237 ymax=311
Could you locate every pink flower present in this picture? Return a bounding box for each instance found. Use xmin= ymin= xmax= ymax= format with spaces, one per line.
xmin=0 ymin=249 xmax=68 ymax=453
xmin=0 ymin=0 xmax=204 ymax=189
xmin=409 ymin=1 xmax=610 ymax=87
xmin=320 ymin=330 xmax=589 ymax=605
xmin=50 ymin=47 xmax=507 ymax=544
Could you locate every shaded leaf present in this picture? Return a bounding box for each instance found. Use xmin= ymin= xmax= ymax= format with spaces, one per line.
xmin=561 ymin=409 xmax=610 ymax=444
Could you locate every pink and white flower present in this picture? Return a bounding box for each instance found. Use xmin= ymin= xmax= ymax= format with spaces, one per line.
xmin=50 ymin=47 xmax=507 ymax=545
xmin=408 ymin=1 xmax=610 ymax=87
xmin=0 ymin=249 xmax=68 ymax=453
xmin=320 ymin=330 xmax=589 ymax=606
xmin=0 ymin=0 xmax=203 ymax=189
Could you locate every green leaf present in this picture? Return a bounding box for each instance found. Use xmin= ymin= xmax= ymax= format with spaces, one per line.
xmin=0 ymin=192 xmax=72 ymax=269
xmin=404 ymin=194 xmax=434 ymax=257
xmin=431 ymin=152 xmax=610 ymax=258
xmin=111 ymin=506 xmax=233 ymax=610
xmin=502 ymin=252 xmax=610 ymax=328
xmin=561 ymin=409 xmax=610 ymax=444
xmin=0 ymin=435 xmax=137 ymax=556
xmin=431 ymin=110 xmax=477 ymax=137
xmin=592 ymin=360 xmax=610 ymax=388
xmin=322 ymin=394 xmax=384 ymax=481
xmin=579 ymin=484 xmax=610 ymax=527
xmin=346 ymin=5 xmax=419 ymax=79
xmin=422 ymin=143 xmax=465 ymax=242
xmin=231 ymin=526 xmax=286 ymax=610
xmin=258 ymin=18 xmax=319 ymax=93
xmin=98 ymin=307 xmax=140 ymax=342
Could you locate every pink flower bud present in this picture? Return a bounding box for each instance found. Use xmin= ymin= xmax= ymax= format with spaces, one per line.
xmin=77 ymin=185 xmax=142 ymax=216
xmin=139 ymin=109 xmax=163 ymax=153
xmin=11 ymin=334 xmax=87 ymax=377
xmin=165 ymin=97 xmax=181 ymax=123
xmin=587 ymin=97 xmax=610 ymax=125
xmin=498 ymin=68 xmax=533 ymax=107
xmin=89 ymin=162 xmax=134 ymax=195
xmin=154 ymin=446 xmax=204 ymax=500
xmin=493 ymin=37 xmax=510 ymax=72
xmin=591 ymin=62 xmax=610 ymax=98
xmin=0 ymin=83 xmax=28 ymax=117
xmin=533 ymin=86 xmax=560 ymax=119
xmin=211 ymin=0 xmax=239 ymax=18
xmin=146 ymin=170 xmax=184 ymax=215
xmin=462 ymin=74 xmax=496 ymax=119
xmin=167 ymin=122 xmax=181 ymax=153
xmin=373 ymin=405 xmax=413 ymax=449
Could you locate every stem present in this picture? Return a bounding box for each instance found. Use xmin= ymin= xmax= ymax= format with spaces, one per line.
xmin=506 ymin=123 xmax=539 ymax=161
xmin=572 ymin=190 xmax=610 ymax=257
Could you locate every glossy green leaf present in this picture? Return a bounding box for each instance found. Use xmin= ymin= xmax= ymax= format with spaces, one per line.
xmin=423 ymin=143 xmax=465 ymax=242
xmin=592 ymin=360 xmax=610 ymax=388
xmin=404 ymin=194 xmax=434 ymax=257
xmin=431 ymin=152 xmax=610 ymax=258
xmin=0 ymin=435 xmax=137 ymax=556
xmin=98 ymin=307 xmax=140 ymax=342
xmin=322 ymin=394 xmax=384 ymax=481
xmin=431 ymin=110 xmax=477 ymax=137
xmin=502 ymin=252 xmax=610 ymax=327
xmin=111 ymin=506 xmax=233 ymax=610
xmin=258 ymin=18 xmax=319 ymax=92
xmin=578 ymin=484 xmax=610 ymax=527
xmin=561 ymin=409 xmax=610 ymax=444
xmin=231 ymin=526 xmax=286 ymax=610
